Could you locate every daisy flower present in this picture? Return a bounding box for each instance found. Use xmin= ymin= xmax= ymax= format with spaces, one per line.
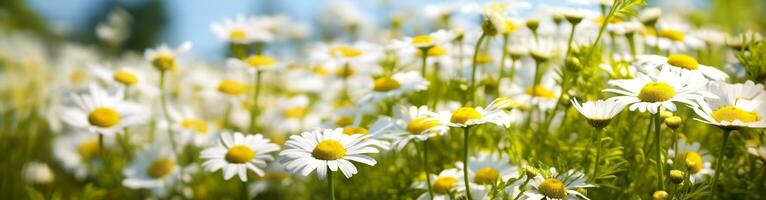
xmin=667 ymin=138 xmax=714 ymax=184
xmin=691 ymin=81 xmax=766 ymax=129
xmin=525 ymin=168 xmax=594 ymax=200
xmin=52 ymin=133 xmax=108 ymax=180
xmin=636 ymin=54 xmax=729 ymax=81
xmin=211 ymin=14 xmax=264 ymax=44
xmin=433 ymin=98 xmax=514 ymax=128
xmin=412 ymin=168 xmax=464 ymax=200
xmin=144 ymin=41 xmax=192 ymax=71
xmin=227 ymin=54 xmax=285 ymax=74
xmin=59 ymin=84 xmax=148 ymax=136
xmin=394 ymin=29 xmax=457 ymax=50
xmin=201 ymin=132 xmax=280 ymax=182
xmin=645 ymin=23 xmax=704 ymax=53
xmin=339 ymin=115 xmax=394 ymax=150
xmin=262 ymin=95 xmax=325 ymax=134
xmin=386 ymin=106 xmax=449 ymax=150
xmin=122 ymin=145 xmax=181 ymax=197
xmin=167 ymin=106 xmax=216 ymax=147
xmin=604 ymin=70 xmax=705 ymax=114
xmin=571 ymin=98 xmax=626 ymax=129
xmin=359 ymin=71 xmax=429 ymax=104
xmin=506 ymin=69 xmax=561 ymax=111
xmin=456 ymin=152 xmax=520 ymax=188
xmin=279 ymin=128 xmax=378 ymax=179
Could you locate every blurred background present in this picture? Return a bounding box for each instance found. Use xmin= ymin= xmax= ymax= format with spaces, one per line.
xmin=3 ymin=0 xmax=762 ymax=60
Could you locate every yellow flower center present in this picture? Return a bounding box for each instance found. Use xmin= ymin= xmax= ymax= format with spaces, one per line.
xmin=330 ymin=46 xmax=363 ymax=58
xmin=88 ymin=107 xmax=120 ymax=128
xmin=504 ymin=20 xmax=519 ymax=33
xmin=411 ymin=35 xmax=434 ymax=46
xmin=417 ymin=46 xmax=447 ymax=57
xmin=312 ymin=140 xmax=346 ymax=160
xmin=666 ymin=54 xmax=699 ymax=70
xmin=677 ymin=151 xmax=703 ymax=173
xmin=228 ymin=28 xmax=248 ymax=41
xmin=659 ymin=29 xmax=686 ymax=42
xmin=335 ymin=116 xmax=354 ymax=127
xmin=342 ymin=127 xmax=369 ymax=135
xmin=77 ymin=138 xmax=100 ymax=159
xmin=638 ymin=82 xmax=676 ymax=102
xmin=313 ymin=65 xmax=328 ymax=76
xmin=217 ymin=79 xmax=247 ymax=95
xmin=406 ymin=117 xmax=440 ymax=134
xmin=525 ymin=85 xmax=557 ymax=99
xmin=474 ymin=167 xmax=500 ymax=185
xmin=373 ymin=77 xmax=401 ymax=92
xmin=69 ymin=67 xmax=90 ymax=84
xmin=476 ymin=53 xmax=492 ymax=64
xmin=244 ymin=55 xmax=277 ymax=68
xmin=282 ymin=107 xmax=307 ymax=119
xmin=539 ymin=178 xmax=567 ymax=198
xmin=146 ymin=158 xmax=175 ymax=179
xmin=450 ymin=107 xmax=482 ymax=124
xmin=151 ymin=53 xmax=176 ymax=71
xmin=225 ymin=145 xmax=256 ymax=164
xmin=711 ymin=106 xmax=759 ymax=123
xmin=432 ymin=176 xmax=458 ymax=194
xmin=180 ymin=119 xmax=208 ymax=133
xmin=335 ymin=66 xmax=355 ymax=77
xmin=113 ymin=70 xmax=138 ymax=85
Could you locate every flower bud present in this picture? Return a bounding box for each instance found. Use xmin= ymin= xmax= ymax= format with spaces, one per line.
xmin=565 ymin=57 xmax=582 ymax=72
xmin=526 ymin=19 xmax=540 ymax=32
xmin=659 ymin=111 xmax=673 ymax=120
xmin=652 ymin=191 xmax=668 ymax=200
xmin=669 ymin=170 xmax=685 ymax=184
xmin=664 ymin=116 xmax=682 ymax=130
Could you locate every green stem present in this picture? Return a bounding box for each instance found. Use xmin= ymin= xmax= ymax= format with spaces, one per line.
xmin=469 ymin=33 xmax=488 ymax=106
xmin=423 ymin=140 xmax=434 ymax=200
xmin=498 ymin=34 xmax=509 ymax=95
xmin=242 ymin=181 xmax=249 ymax=199
xmin=593 ymin=128 xmax=604 ymax=180
xmin=565 ymin=23 xmax=577 ymax=58
xmin=513 ymin=175 xmax=531 ymax=200
xmin=159 ymin=71 xmax=180 ymax=157
xmin=585 ymin=0 xmax=619 ymax=65
xmin=653 ymin=110 xmax=665 ymax=190
xmin=248 ymin=71 xmax=262 ymax=133
xmin=710 ymin=129 xmax=731 ymax=198
xmin=463 ymin=126 xmax=473 ymax=200
xmin=328 ymin=168 xmax=336 ymax=200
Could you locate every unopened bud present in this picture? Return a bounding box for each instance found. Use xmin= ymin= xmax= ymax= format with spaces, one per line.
xmin=652 ymin=191 xmax=668 ymax=200
xmin=659 ymin=111 xmax=673 ymax=120
xmin=669 ymin=170 xmax=684 ymax=184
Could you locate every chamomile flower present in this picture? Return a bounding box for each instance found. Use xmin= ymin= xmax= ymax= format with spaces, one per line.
xmin=386 ymin=106 xmax=449 ymax=150
xmin=52 ymin=133 xmax=104 ymax=180
xmin=279 ymin=128 xmax=378 ymax=179
xmin=645 ymin=23 xmax=704 ymax=53
xmin=144 ymin=41 xmax=192 ymax=71
xmin=433 ymin=98 xmax=514 ymax=128
xmin=122 ymin=145 xmax=181 ymax=197
xmin=90 ymin=64 xmax=159 ymax=99
xmin=571 ymin=98 xmax=626 ymax=129
xmin=506 ymin=69 xmax=561 ymax=111
xmin=211 ymin=14 xmax=262 ymax=44
xmin=227 ymin=54 xmax=285 ymax=74
xmin=604 ymin=70 xmax=705 ymax=114
xmin=525 ymin=168 xmax=594 ymax=200
xmin=412 ymin=168 xmax=464 ymax=200
xmin=201 ymin=132 xmax=280 ymax=181
xmin=359 ymin=71 xmax=429 ymax=104
xmin=667 ymin=138 xmax=714 ymax=184
xmin=636 ymin=54 xmax=729 ymax=81
xmin=455 ymin=152 xmax=520 ymax=188
xmin=339 ymin=115 xmax=394 ymax=150
xmin=262 ymin=95 xmax=324 ymax=134
xmin=60 ymin=85 xmax=148 ymax=136
xmin=691 ymin=81 xmax=766 ymax=129
xmin=167 ymin=106 xmax=216 ymax=147
xmin=394 ymin=29 xmax=457 ymax=49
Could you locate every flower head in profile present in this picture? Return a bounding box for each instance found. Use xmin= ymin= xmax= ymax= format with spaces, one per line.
xmin=525 ymin=168 xmax=594 ymax=200
xmin=412 ymin=168 xmax=463 ymax=200
xmin=692 ymin=81 xmax=766 ymax=129
xmin=359 ymin=71 xmax=429 ymax=104
xmin=604 ymin=70 xmax=706 ymax=114
xmin=60 ymin=84 xmax=148 ymax=136
xmin=385 ymin=106 xmax=449 ymax=150
xmin=571 ymin=98 xmax=626 ymax=129
xmin=433 ymin=98 xmax=515 ymax=128
xmin=211 ymin=14 xmax=263 ymax=44
xmin=122 ymin=145 xmax=181 ymax=197
xmin=279 ymin=128 xmax=378 ymax=179
xmin=636 ymin=54 xmax=728 ymax=81
xmin=667 ymin=138 xmax=714 ymax=184
xmin=144 ymin=41 xmax=192 ymax=71
xmin=455 ymin=152 xmax=519 ymax=189
xmin=201 ymin=132 xmax=280 ymax=182
xmin=395 ymin=29 xmax=457 ymax=50
xmin=227 ymin=54 xmax=285 ymax=74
